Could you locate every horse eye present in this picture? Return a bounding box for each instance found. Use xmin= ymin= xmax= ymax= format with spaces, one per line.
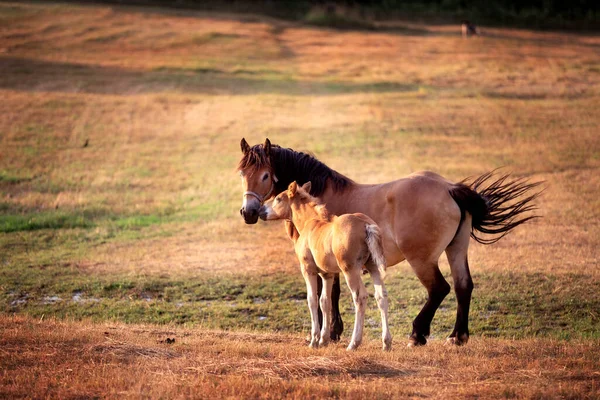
xmin=262 ymin=173 xmax=269 ymax=181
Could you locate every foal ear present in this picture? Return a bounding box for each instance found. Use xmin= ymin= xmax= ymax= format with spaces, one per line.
xmin=301 ymin=181 xmax=312 ymax=194
xmin=264 ymin=138 xmax=271 ymax=158
xmin=240 ymin=138 xmax=250 ymax=154
xmin=287 ymin=181 xmax=298 ymax=197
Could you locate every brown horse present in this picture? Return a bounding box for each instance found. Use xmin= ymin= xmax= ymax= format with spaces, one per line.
xmin=260 ymin=181 xmax=391 ymax=351
xmin=237 ymin=138 xmax=541 ymax=346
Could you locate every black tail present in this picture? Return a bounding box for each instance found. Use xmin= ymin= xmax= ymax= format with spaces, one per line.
xmin=449 ymin=171 xmax=543 ymax=245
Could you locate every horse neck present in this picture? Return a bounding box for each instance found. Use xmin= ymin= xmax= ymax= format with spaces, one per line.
xmin=291 ymin=202 xmax=323 ymax=233
xmin=271 ymin=147 xmax=355 ymax=200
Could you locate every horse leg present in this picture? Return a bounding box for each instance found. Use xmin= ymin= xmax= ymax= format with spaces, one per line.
xmin=318 ymin=275 xmax=334 ymax=347
xmin=316 ymin=276 xmax=342 ymax=342
xmin=302 ymin=268 xmax=321 ymax=348
xmin=330 ymin=274 xmax=344 ymax=341
xmin=342 ymin=268 xmax=368 ymax=351
xmin=316 ymin=277 xmax=324 ymax=333
xmin=368 ymin=266 xmax=392 ymax=351
xmin=407 ymin=260 xmax=450 ymax=347
xmin=445 ymin=216 xmax=474 ymax=346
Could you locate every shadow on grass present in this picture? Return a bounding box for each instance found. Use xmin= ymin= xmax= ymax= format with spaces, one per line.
xmin=0 ymin=56 xmax=420 ymax=96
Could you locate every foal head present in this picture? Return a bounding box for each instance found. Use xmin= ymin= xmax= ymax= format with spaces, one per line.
xmin=260 ymin=181 xmax=329 ymax=225
xmin=237 ymin=138 xmax=278 ymax=224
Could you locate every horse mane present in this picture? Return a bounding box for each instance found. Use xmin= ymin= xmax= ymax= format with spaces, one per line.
xmin=238 ymin=142 xmax=354 ymax=197
xmin=272 ymin=146 xmax=354 ymax=197
xmin=295 ymin=185 xmax=332 ymax=221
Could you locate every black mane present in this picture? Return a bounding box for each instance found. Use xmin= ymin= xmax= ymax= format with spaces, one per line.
xmin=237 ymin=142 xmax=354 ymax=198
xmin=270 ymin=145 xmax=354 ymax=197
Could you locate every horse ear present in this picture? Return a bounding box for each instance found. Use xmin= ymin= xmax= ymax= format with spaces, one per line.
xmin=264 ymin=138 xmax=271 ymax=158
xmin=288 ymin=181 xmax=298 ymax=197
xmin=301 ymin=181 xmax=312 ymax=194
xmin=240 ymin=138 xmax=250 ymax=154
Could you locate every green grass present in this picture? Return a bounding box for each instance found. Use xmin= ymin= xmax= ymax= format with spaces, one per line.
xmin=0 ymin=200 xmax=225 ymax=234
xmin=2 ymin=263 xmax=598 ymax=340
xmin=0 ymin=211 xmax=94 ymax=232
xmin=0 ymin=171 xmax=34 ymax=184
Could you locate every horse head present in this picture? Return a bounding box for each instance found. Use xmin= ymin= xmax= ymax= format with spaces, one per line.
xmin=259 ymin=181 xmax=316 ymax=224
xmin=237 ymin=138 xmax=278 ymax=224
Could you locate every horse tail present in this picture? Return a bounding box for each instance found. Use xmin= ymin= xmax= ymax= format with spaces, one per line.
xmin=365 ymin=223 xmax=387 ymax=279
xmin=449 ymin=171 xmax=543 ymax=245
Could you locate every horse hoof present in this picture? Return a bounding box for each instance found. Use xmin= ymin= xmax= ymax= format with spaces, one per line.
xmin=446 ymin=334 xmax=469 ymax=346
xmin=407 ymin=336 xmax=427 ymax=347
xmin=346 ymin=342 xmax=359 ymax=351
xmin=318 ymin=339 xmax=329 ymax=347
xmin=383 ymin=337 xmax=392 ymax=351
xmin=309 ymin=340 xmax=319 ymax=349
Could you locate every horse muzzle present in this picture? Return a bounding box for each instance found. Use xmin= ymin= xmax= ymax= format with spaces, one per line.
xmin=258 ymin=205 xmax=269 ymax=221
xmin=240 ymin=206 xmax=260 ymax=224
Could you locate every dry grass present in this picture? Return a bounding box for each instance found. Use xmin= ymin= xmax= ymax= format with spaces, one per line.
xmin=1 ymin=314 xmax=599 ymax=399
xmin=1 ymin=1 xmax=600 ymax=398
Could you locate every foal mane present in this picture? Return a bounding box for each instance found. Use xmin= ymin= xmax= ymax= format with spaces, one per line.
xmin=237 ymin=141 xmax=354 ymax=197
xmin=295 ymin=185 xmax=332 ymax=221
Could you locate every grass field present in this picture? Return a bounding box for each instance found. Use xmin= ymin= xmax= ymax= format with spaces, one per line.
xmin=1 ymin=1 xmax=599 ymax=398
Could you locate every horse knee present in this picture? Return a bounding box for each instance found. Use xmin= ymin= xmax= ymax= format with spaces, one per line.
xmin=374 ymin=286 xmax=388 ymax=301
xmin=352 ymin=290 xmax=368 ymax=308
xmin=461 ymin=278 xmax=474 ymax=293
xmin=454 ymin=277 xmax=473 ymax=301
xmin=319 ymin=292 xmax=329 ymax=307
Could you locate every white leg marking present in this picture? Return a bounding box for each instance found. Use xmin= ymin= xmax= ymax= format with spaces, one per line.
xmin=371 ymin=269 xmax=392 ymax=351
xmin=303 ymin=268 xmax=320 ymax=349
xmin=344 ymin=269 xmax=368 ymax=351
xmin=319 ymin=276 xmax=333 ymax=347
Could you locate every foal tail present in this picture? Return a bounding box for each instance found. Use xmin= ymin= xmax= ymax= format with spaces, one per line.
xmin=449 ymin=171 xmax=543 ymax=245
xmin=365 ymin=224 xmax=387 ymax=279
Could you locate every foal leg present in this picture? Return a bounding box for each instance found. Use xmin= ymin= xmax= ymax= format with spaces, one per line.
xmin=302 ymin=268 xmax=321 ymax=348
xmin=343 ymin=268 xmax=368 ymax=351
xmin=407 ymin=260 xmax=450 ymax=347
xmin=317 ymin=275 xmax=343 ymax=342
xmin=369 ymin=267 xmax=392 ymax=351
xmin=445 ymin=217 xmax=474 ymax=346
xmin=318 ymin=275 xmax=334 ymax=347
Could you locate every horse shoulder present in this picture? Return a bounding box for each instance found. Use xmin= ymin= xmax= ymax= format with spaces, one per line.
xmin=294 ymin=236 xmax=318 ymax=271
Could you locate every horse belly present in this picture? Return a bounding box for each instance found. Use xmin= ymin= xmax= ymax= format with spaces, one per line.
xmin=382 ymin=235 xmax=405 ymax=266
xmin=381 ymin=176 xmax=461 ymax=262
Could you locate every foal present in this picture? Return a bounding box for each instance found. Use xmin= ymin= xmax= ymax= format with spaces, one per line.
xmin=260 ymin=181 xmax=391 ymax=351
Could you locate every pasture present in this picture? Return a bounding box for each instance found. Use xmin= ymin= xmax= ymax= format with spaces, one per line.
xmin=1 ymin=1 xmax=599 ymax=398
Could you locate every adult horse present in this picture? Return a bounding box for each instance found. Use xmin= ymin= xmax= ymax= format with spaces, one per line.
xmin=237 ymin=138 xmax=540 ymax=346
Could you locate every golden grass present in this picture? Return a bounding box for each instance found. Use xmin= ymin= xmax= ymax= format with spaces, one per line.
xmin=1 ymin=314 xmax=599 ymax=399
xmin=1 ymin=1 xmax=600 ymax=397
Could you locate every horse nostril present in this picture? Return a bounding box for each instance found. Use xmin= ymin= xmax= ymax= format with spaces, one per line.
xmin=239 ymin=208 xmax=244 ymax=216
